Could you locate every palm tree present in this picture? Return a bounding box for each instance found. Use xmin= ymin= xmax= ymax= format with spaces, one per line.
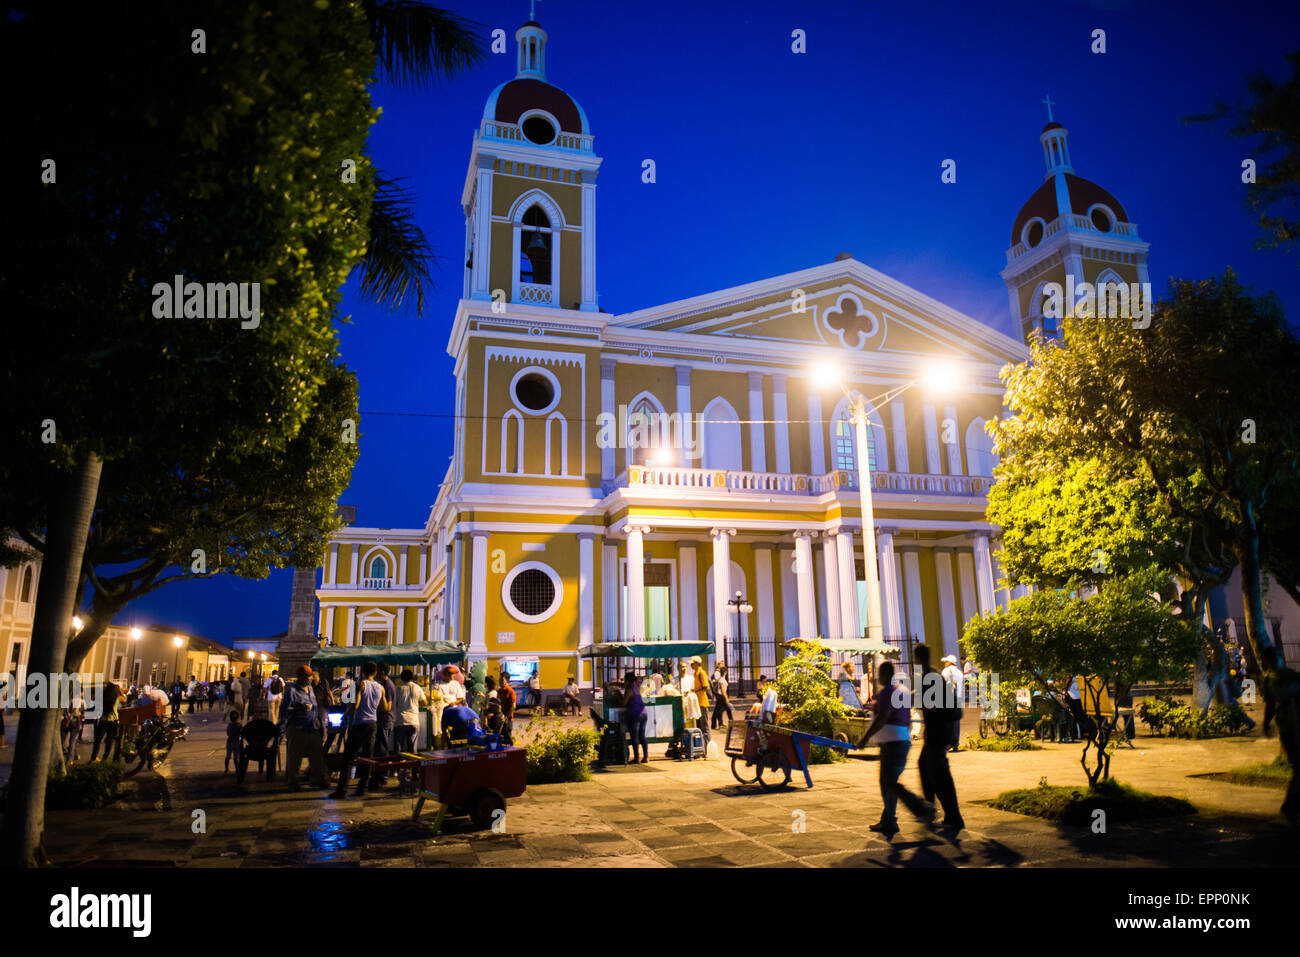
xmin=357 ymin=2 xmax=488 ymax=314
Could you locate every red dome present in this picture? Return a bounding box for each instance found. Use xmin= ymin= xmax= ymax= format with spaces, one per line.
xmin=1011 ymin=173 xmax=1129 ymax=247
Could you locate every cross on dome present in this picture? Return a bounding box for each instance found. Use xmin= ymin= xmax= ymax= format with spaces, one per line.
xmin=1042 ymin=94 xmax=1055 ymax=123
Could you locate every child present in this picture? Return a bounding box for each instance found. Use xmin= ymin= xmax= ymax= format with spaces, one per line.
xmin=225 ymin=708 xmax=243 ymax=773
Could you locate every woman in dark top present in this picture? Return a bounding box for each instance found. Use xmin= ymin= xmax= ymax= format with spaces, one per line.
xmin=623 ymin=671 xmax=648 ymax=764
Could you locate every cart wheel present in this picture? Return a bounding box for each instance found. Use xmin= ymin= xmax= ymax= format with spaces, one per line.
xmin=468 ymin=788 xmax=506 ymax=830
xmin=756 ymin=752 xmax=792 ymax=790
xmin=994 ymin=716 xmax=1009 ymax=736
xmin=834 ymin=732 xmax=850 ymax=744
xmin=978 ymin=718 xmax=990 ymax=739
xmin=730 ymin=756 xmax=759 ymax=785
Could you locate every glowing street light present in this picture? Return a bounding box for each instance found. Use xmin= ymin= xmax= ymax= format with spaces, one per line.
xmin=72 ymin=616 xmax=83 ymax=631
xmin=130 ymin=627 xmax=142 ymax=641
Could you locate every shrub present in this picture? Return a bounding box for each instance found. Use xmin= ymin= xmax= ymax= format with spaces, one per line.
xmin=524 ymin=726 xmax=597 ymax=785
xmin=990 ymin=778 xmax=1194 ymax=826
xmin=0 ymin=761 xmax=126 ymax=811
xmin=776 ymin=642 xmax=846 ymax=763
xmin=1201 ymin=756 xmax=1292 ymax=789
xmin=966 ymin=731 xmax=1041 ymax=752
xmin=1138 ymin=694 xmax=1251 ymax=738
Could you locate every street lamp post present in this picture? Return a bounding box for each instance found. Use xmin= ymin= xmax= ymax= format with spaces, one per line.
xmin=725 ymin=590 xmax=752 ymax=672
xmin=813 ymin=360 xmax=962 ymax=645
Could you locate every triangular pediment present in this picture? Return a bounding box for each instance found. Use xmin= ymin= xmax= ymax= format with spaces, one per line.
xmin=609 ymin=259 xmax=1027 ymax=366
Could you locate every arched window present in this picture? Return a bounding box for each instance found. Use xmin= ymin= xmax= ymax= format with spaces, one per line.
xmin=964 ymin=417 xmax=997 ymax=477
xmin=518 ymin=205 xmax=552 ymax=285
xmin=368 ymin=556 xmax=388 ymax=580
xmin=545 ymin=412 xmax=568 ymax=476
xmin=1095 ymin=268 xmax=1129 ymax=320
xmin=19 ymin=566 xmax=33 ymax=603
xmin=701 ymin=397 xmax=743 ymax=471
xmin=626 ymin=392 xmax=668 ymax=470
xmin=500 ymin=409 xmax=523 ymax=474
xmin=830 ymin=395 xmax=887 ymax=475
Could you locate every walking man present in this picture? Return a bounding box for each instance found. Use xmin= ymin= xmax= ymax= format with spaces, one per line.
xmin=710 ymin=662 xmax=733 ymax=729
xmin=862 ymin=661 xmax=932 ymax=838
xmin=263 ymin=669 xmax=285 ymax=725
xmin=330 ymin=661 xmax=387 ymax=799
xmin=915 ymin=643 xmax=965 ymax=834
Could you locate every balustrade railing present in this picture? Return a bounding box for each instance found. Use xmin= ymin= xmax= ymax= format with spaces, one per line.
xmin=615 ymin=466 xmax=989 ymax=497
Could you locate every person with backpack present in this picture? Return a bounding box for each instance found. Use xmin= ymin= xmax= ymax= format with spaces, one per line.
xmin=263 ymin=669 xmax=285 ymax=725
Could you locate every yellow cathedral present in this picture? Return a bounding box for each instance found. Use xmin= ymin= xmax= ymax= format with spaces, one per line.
xmin=314 ymin=19 xmax=1147 ymax=690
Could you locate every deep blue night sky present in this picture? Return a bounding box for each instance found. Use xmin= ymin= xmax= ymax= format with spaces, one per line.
xmin=117 ymin=0 xmax=1300 ymax=643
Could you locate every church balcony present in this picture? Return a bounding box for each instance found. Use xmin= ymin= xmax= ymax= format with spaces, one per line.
xmin=1005 ymin=213 xmax=1140 ymax=263
xmin=609 ymin=466 xmax=991 ymax=499
xmin=517 ymin=282 xmax=553 ymax=304
xmin=478 ymin=119 xmax=594 ymax=153
xmin=362 ymin=577 xmax=393 ymax=590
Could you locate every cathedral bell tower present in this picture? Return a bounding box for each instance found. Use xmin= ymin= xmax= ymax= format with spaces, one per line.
xmin=462 ymin=18 xmax=601 ymax=311
xmin=1001 ymin=102 xmax=1150 ymax=342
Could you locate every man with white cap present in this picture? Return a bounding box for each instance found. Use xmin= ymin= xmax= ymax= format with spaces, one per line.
xmin=941 ymin=654 xmax=964 ymax=751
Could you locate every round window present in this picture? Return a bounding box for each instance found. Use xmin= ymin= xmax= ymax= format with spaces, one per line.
xmin=522 ymin=116 xmax=556 ymax=145
xmin=1025 ymin=220 xmax=1044 ymax=247
xmin=502 ymin=562 xmax=563 ymax=623
xmin=1090 ymin=207 xmax=1112 ymax=232
xmin=513 ymin=372 xmax=556 ymax=412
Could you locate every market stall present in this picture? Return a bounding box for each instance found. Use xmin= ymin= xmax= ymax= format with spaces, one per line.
xmin=578 ymin=640 xmax=716 ymax=751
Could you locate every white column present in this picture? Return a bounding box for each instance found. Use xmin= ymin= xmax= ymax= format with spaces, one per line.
xmin=415 ymin=605 xmax=425 ymax=643
xmin=772 ymin=374 xmax=791 ymax=473
xmin=469 ymin=532 xmax=489 ymax=654
xmin=922 ymin=403 xmax=943 ymax=474
xmin=396 ymin=607 xmax=406 ymax=645
xmin=813 ymin=547 xmax=831 ymax=636
xmin=778 ymin=545 xmax=799 ymax=638
xmin=471 ymin=158 xmax=494 ymax=299
xmin=345 ymin=606 xmax=357 ymax=647
xmin=933 ymin=548 xmax=959 ymax=660
xmin=890 ymin=398 xmax=909 ymax=473
xmin=901 ymin=549 xmax=925 ymax=644
xmin=956 ymin=551 xmax=978 ymax=633
xmin=578 ymin=534 xmax=595 ymax=648
xmin=398 ymin=547 xmax=408 ymax=587
xmin=793 ymin=532 xmax=818 ymax=638
xmin=448 ymin=536 xmax=463 ymax=643
xmin=711 ymin=529 xmax=734 ymax=653
xmin=418 ymin=547 xmax=428 ymax=585
xmin=600 ymin=358 xmax=617 ymax=481
xmin=322 ymin=606 xmax=334 ymax=644
xmin=677 ymin=542 xmax=699 ymax=642
xmin=675 ymin=365 xmax=694 ymax=467
xmin=972 ymin=533 xmax=997 ymax=615
xmin=754 ymin=544 xmax=776 ymax=638
xmin=943 ymin=403 xmax=962 ymax=475
xmin=807 ymin=388 xmax=826 ymax=475
xmin=748 ymin=372 xmax=767 ymax=473
xmin=328 ymin=542 xmax=338 ymax=584
xmin=835 ymin=530 xmax=860 ymax=640
xmin=350 ymin=544 xmax=360 ymax=585
xmin=877 ymin=529 xmax=903 ymax=639
xmin=580 ymin=178 xmax=597 ymax=310
xmin=602 ymin=543 xmax=619 ymax=640
xmin=821 ymin=534 xmax=843 ymax=639
xmin=625 ymin=525 xmax=649 ymax=640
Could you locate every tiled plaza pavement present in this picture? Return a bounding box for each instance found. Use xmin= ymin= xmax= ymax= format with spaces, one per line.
xmin=4 ymin=707 xmax=1297 ymax=867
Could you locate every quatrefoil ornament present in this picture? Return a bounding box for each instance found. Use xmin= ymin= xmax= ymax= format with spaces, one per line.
xmin=824 ymin=296 xmax=879 ymax=349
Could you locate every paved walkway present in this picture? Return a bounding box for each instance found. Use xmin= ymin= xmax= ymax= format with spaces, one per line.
xmin=3 ymin=704 xmax=1295 ymax=867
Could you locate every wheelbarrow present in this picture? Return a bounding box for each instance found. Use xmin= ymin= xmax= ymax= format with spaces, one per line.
xmin=405 ymin=745 xmax=527 ymax=834
xmin=724 ymin=720 xmax=855 ymax=789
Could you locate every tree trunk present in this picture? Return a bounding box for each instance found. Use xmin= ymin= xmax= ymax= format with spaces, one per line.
xmin=0 ymin=450 xmax=103 ymax=868
xmin=1234 ymin=520 xmax=1278 ymax=675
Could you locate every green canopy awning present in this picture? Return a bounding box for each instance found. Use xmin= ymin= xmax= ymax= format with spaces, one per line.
xmin=783 ymin=637 xmax=901 ymax=656
xmin=579 ymin=641 xmax=715 ymax=659
xmin=310 ymin=640 xmax=467 ymax=669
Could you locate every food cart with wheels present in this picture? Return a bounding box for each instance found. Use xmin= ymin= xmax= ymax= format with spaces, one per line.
xmin=780 ymin=638 xmax=903 ymax=747
xmin=310 ymin=640 xmax=467 ymax=749
xmin=578 ymin=640 xmax=715 ymax=754
xmin=725 ymin=719 xmax=856 ymax=789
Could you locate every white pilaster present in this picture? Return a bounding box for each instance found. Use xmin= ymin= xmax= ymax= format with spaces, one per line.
xmin=602 ymin=543 xmax=619 ymax=640
xmin=677 ymin=542 xmax=699 ymax=642
xmin=754 ymin=544 xmax=776 ymax=639
xmin=821 ymin=534 xmax=842 ymax=639
xmin=972 ymin=533 xmax=997 ymax=615
xmin=901 ymin=549 xmax=925 ymax=645
xmin=448 ymin=536 xmax=462 ymax=643
xmin=835 ymin=530 xmax=860 ymax=640
xmin=578 ymin=533 xmax=595 ymax=648
xmin=396 ymin=607 xmax=406 ymax=645
xmin=328 ymin=542 xmax=338 ymax=585
xmin=793 ymin=532 xmax=818 ymax=639
xmin=418 ymin=548 xmax=427 ymax=585
xmin=890 ymin=398 xmax=909 ymax=473
xmin=772 ymin=374 xmax=791 ymax=474
xmin=807 ymin=388 xmax=826 ymax=475
xmin=322 ymin=606 xmax=334 ymax=644
xmin=943 ymin=403 xmax=962 ymax=475
xmin=350 ymin=544 xmax=360 ymax=586
xmin=933 ymin=548 xmax=959 ymax=660
xmin=415 ymin=606 xmax=425 ymax=644
xmin=471 ymin=158 xmax=494 ymax=299
xmin=675 ymin=365 xmax=694 ymax=467
xmin=580 ymin=178 xmax=598 ymax=310
xmin=398 ymin=547 xmax=408 ymax=587
xmin=469 ymin=532 xmax=489 ymax=654
xmin=625 ymin=525 xmax=648 ymax=640
xmin=922 ymin=403 xmax=942 ymax=474
xmin=778 ymin=545 xmax=799 ymax=638
xmin=747 ymin=372 xmax=766 ymax=473
xmin=877 ymin=529 xmax=903 ymax=639
xmin=600 ymin=358 xmax=617 ymax=481
xmin=345 ymin=605 xmax=357 ymax=647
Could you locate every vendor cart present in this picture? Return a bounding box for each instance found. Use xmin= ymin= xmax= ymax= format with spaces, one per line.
xmin=358 ymin=746 xmax=526 ymax=833
xmin=724 ymin=720 xmax=855 ymax=789
xmin=580 ymin=640 xmax=714 ymax=753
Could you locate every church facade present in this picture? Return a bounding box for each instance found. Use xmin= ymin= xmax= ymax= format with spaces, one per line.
xmin=314 ymin=20 xmax=1144 ymax=689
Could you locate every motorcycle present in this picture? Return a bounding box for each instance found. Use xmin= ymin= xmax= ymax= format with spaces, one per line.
xmin=121 ymin=714 xmax=189 ymax=774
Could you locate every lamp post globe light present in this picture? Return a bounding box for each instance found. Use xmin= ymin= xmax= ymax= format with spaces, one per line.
xmin=810 ymin=359 xmax=963 ymax=644
xmin=726 ymin=590 xmax=752 ymax=668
